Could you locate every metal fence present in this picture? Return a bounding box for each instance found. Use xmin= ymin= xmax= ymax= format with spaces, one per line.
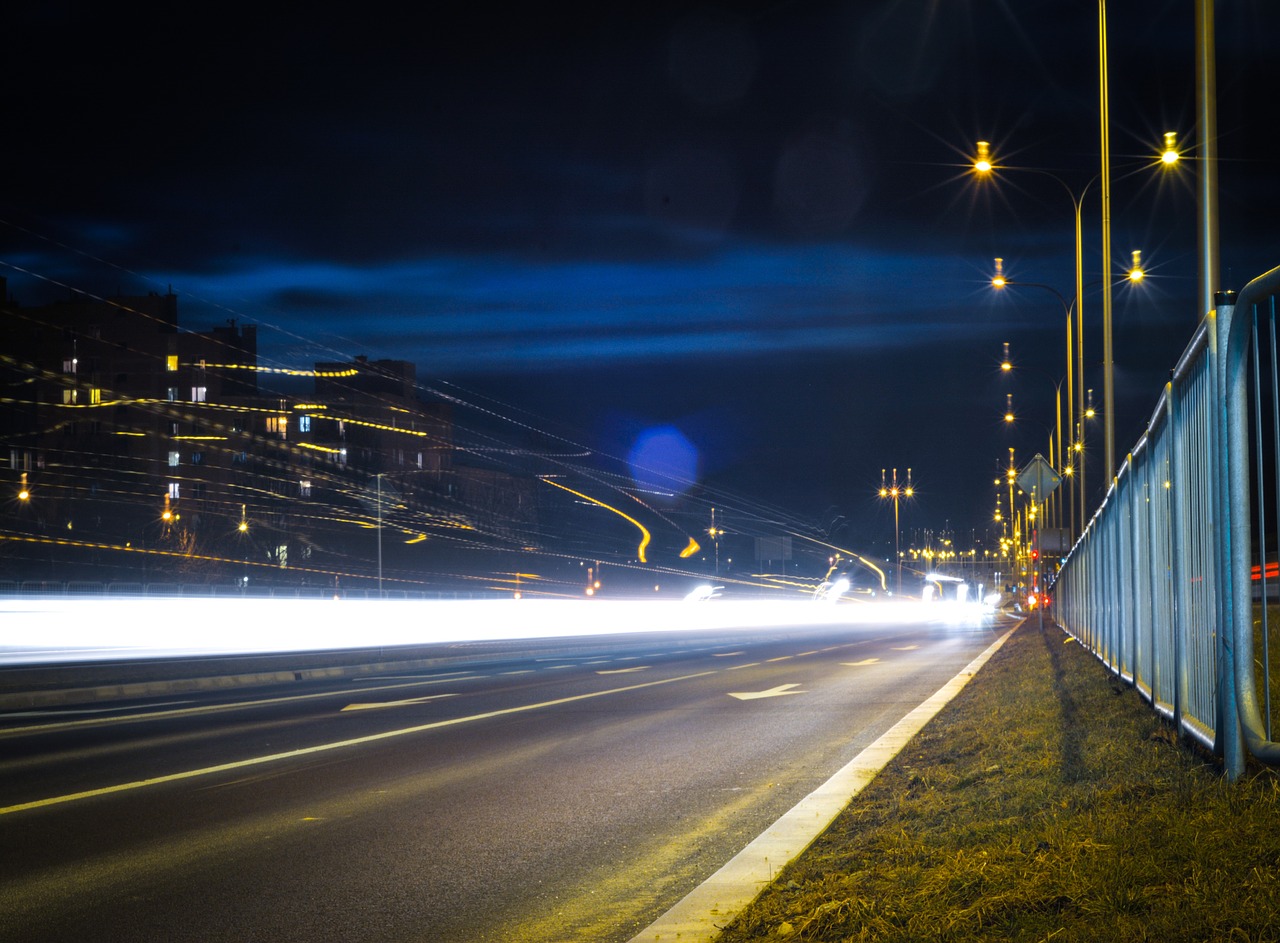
xmin=1052 ymin=264 xmax=1280 ymax=779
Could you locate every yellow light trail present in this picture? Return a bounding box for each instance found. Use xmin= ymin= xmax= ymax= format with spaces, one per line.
xmin=679 ymin=537 xmax=701 ymax=559
xmin=540 ymin=477 xmax=651 ymax=563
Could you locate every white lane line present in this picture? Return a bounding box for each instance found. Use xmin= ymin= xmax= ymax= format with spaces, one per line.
xmin=628 ymin=627 xmax=1016 ymax=943
xmin=0 ymin=700 xmax=198 ymax=719
xmin=725 ymin=663 xmax=760 ymax=671
xmin=0 ymin=669 xmax=717 ymax=817
xmin=340 ymin=694 xmax=458 ymax=712
xmin=0 ymin=673 xmax=479 ymax=737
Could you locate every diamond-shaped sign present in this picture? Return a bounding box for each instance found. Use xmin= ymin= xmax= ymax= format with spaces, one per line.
xmin=1017 ymin=453 xmax=1061 ymax=500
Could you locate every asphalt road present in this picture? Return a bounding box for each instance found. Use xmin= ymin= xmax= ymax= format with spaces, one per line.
xmin=0 ymin=614 xmax=1008 ymax=942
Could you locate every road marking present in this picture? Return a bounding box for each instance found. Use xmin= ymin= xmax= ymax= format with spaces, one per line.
xmin=630 ymin=628 xmax=1017 ymax=943
xmin=725 ymin=662 xmax=760 ymax=670
xmin=728 ymin=683 xmax=803 ymax=701
xmin=796 ymin=650 xmax=820 ymax=657
xmin=713 ymin=651 xmax=744 ymax=657
xmin=0 ymin=699 xmax=197 ymax=719
xmin=765 ymin=656 xmax=793 ymax=663
xmin=0 ymin=669 xmax=718 ymax=817
xmin=340 ymin=694 xmax=457 ymax=712
xmin=842 ymin=658 xmax=881 ymax=667
xmin=596 ymin=666 xmax=649 ymax=675
xmin=892 ymin=645 xmax=920 ymax=651
xmin=500 ymin=670 xmax=536 ymax=676
xmin=0 ymin=673 xmax=479 ymax=737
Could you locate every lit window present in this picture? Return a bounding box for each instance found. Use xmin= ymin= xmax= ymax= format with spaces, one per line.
xmin=166 ymin=355 xmax=179 ymax=372
xmin=63 ymin=358 xmax=78 ymax=374
xmin=191 ymin=386 xmax=207 ymax=403
xmin=266 ymin=415 xmax=288 ymax=438
xmin=168 ymin=481 xmax=180 ymax=499
xmin=62 ymin=389 xmax=78 ymax=404
xmin=168 ymin=451 xmax=180 ymax=467
xmin=299 ymin=415 xmax=311 ymax=432
xmin=299 ymin=479 xmax=312 ymax=497
xmin=167 ymin=387 xmax=178 ymax=402
xmin=89 ymin=388 xmax=101 ymax=405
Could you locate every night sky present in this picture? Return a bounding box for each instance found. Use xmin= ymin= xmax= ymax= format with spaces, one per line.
xmin=4 ymin=2 xmax=1279 ymax=559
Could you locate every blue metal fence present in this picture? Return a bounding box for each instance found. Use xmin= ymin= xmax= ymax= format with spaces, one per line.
xmin=1053 ymin=264 xmax=1280 ymax=779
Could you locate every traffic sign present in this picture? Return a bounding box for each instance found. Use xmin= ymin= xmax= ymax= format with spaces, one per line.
xmin=1017 ymin=453 xmax=1061 ymax=500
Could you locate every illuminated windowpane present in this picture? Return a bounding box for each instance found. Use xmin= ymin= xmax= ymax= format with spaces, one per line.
xmin=166 ymin=355 xmax=179 ymax=372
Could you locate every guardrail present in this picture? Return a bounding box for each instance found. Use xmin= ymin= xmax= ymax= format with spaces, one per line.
xmin=1053 ymin=264 xmax=1280 ymax=779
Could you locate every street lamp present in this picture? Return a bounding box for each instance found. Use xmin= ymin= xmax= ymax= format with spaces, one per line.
xmin=376 ymin=472 xmax=383 ymax=599
xmin=972 ymin=136 xmax=1167 ymax=486
xmin=707 ymin=507 xmax=725 ymax=576
xmin=238 ymin=504 xmax=249 ymax=592
xmin=879 ymin=467 xmax=913 ymax=595
xmin=989 ymin=257 xmax=1144 ymax=538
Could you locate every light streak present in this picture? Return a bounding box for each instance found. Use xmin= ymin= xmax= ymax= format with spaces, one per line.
xmin=540 ymin=477 xmax=651 ymax=563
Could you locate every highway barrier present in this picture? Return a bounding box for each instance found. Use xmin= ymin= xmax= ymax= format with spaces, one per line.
xmin=1053 ymin=264 xmax=1280 ymax=779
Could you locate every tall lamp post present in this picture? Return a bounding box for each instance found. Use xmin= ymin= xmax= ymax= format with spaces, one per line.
xmin=376 ymin=473 xmax=384 ymax=599
xmin=879 ymin=467 xmax=913 ymax=595
xmin=238 ymin=504 xmax=248 ymax=593
xmin=988 ymin=256 xmax=1144 ymax=537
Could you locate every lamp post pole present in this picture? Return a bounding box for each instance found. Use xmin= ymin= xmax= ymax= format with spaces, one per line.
xmin=376 ymin=473 xmax=383 ymax=599
xmin=1098 ymin=0 xmax=1115 ymax=481
xmin=880 ymin=468 xmax=913 ymax=596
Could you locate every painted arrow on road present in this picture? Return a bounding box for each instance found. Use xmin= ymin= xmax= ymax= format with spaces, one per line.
xmin=341 ymin=694 xmax=457 ymax=712
xmin=728 ymin=683 xmax=804 ymax=700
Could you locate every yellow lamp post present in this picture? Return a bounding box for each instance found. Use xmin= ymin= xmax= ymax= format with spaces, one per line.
xmin=988 ymin=257 xmax=1144 ymax=539
xmin=879 ymin=467 xmax=913 ymax=595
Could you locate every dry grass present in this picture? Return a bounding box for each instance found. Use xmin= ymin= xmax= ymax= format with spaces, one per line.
xmin=718 ymin=619 xmax=1280 ymax=943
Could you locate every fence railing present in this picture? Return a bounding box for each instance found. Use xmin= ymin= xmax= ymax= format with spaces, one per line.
xmin=1053 ymin=264 xmax=1280 ymax=779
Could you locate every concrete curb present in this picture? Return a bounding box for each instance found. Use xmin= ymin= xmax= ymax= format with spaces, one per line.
xmin=628 ymin=621 xmax=1022 ymax=942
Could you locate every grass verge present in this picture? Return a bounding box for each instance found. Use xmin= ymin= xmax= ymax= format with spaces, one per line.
xmin=717 ymin=617 xmax=1280 ymax=943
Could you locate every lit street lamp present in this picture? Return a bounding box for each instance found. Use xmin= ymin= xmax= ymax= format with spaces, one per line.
xmin=988 ymin=257 xmax=1144 ymax=539
xmin=707 ymin=507 xmax=725 ymax=576
xmin=879 ymin=467 xmax=913 ymax=595
xmin=238 ymin=504 xmax=249 ymax=592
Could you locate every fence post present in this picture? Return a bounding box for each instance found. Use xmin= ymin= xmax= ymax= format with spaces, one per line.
xmin=1215 ymin=293 xmax=1246 ymax=779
